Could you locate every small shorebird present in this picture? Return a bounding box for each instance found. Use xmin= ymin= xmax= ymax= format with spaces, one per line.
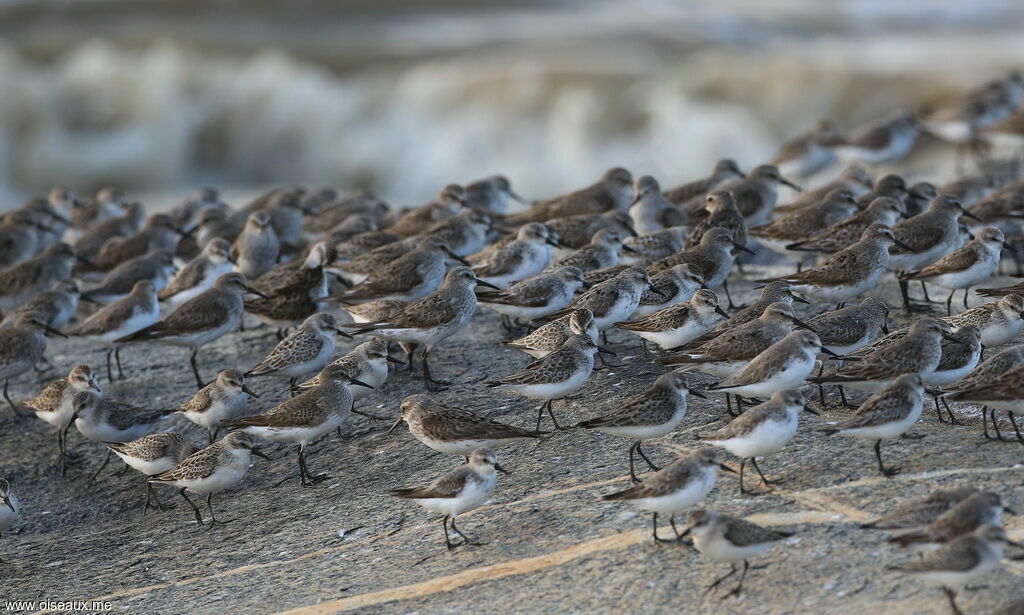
xmin=628 ymin=175 xmax=688 ymax=234
xmin=770 ymin=118 xmax=842 ymax=178
xmin=555 ymin=229 xmax=635 ymax=273
xmin=176 ymin=369 xmax=259 ymax=443
xmin=115 ymin=272 xmax=263 ymax=388
xmin=72 ymin=201 xmax=143 ymax=258
xmin=391 ymin=394 xmax=544 ymax=457
xmin=244 ymin=242 xmax=337 ymax=331
xmin=924 ymin=71 xmax=1024 ymax=143
xmin=23 ymin=365 xmax=102 ymax=469
xmin=476 ymin=266 xmax=586 ymax=325
xmin=700 ymin=390 xmax=813 ymax=495
xmin=686 ymin=191 xmax=748 ymax=249
xmin=946 ymin=355 xmax=1024 ymax=444
xmin=296 ymin=339 xmax=396 ymax=418
xmin=471 ymin=223 xmax=558 ymax=289
xmin=425 ymin=210 xmax=491 ymax=257
xmin=927 ymin=325 xmax=982 ymax=423
xmin=89 ymin=214 xmax=182 ymax=272
xmin=463 ymin=175 xmax=527 ymax=214
xmin=805 ymin=297 xmax=890 ymax=406
xmin=149 ymin=432 xmax=268 ymax=527
xmin=786 ymin=196 xmax=905 ymax=255
xmin=904 ymin=181 xmax=938 ymax=217
xmin=386 ymin=184 xmax=466 ymax=237
xmin=0 ymin=315 xmax=66 ymax=417
xmin=622 ymin=226 xmax=688 ymax=263
xmin=616 ymin=289 xmax=728 ymax=352
xmin=331 ymin=237 xmax=460 ymax=303
xmin=542 ymin=210 xmax=636 ymax=252
xmin=601 ymin=448 xmax=733 ymax=543
xmin=346 ymin=267 xmax=495 ymax=391
xmin=822 ymin=373 xmax=925 ymax=477
xmin=0 ymin=279 xmax=81 ymax=330
xmin=506 ymin=167 xmax=633 ymax=223
xmin=232 ymin=211 xmax=280 ymax=280
xmin=887 ymin=525 xmax=1021 ymax=615
xmin=680 ymin=281 xmax=808 ymax=351
xmin=546 ymin=266 xmax=653 ymax=332
xmin=749 ymin=188 xmax=859 ymax=265
xmin=159 ymin=238 xmax=234 ymax=307
xmin=663 ymin=159 xmax=744 ymax=206
xmin=888 ymin=491 xmax=1010 ymax=551
xmin=632 ymin=263 xmax=704 ymax=318
xmin=707 ymin=330 xmax=828 ymax=400
xmin=505 ymin=308 xmax=597 ymax=359
xmin=82 ymin=250 xmax=176 ymax=304
xmin=334 ymin=235 xmax=419 ymax=284
xmin=223 ymin=363 xmax=370 ymax=486
xmin=648 ymin=228 xmax=752 ymax=309
xmin=0 ymin=242 xmax=78 ymax=312
xmin=860 ymin=486 xmax=979 ymax=530
xmin=773 ymin=165 xmax=873 ymax=215
xmin=246 ymin=312 xmax=349 ymax=388
xmin=902 ymin=226 xmax=1010 ymax=314
xmin=578 ymin=371 xmax=703 ymax=481
xmin=391 ymin=447 xmax=508 ymax=551
xmin=0 ymin=478 xmax=20 ymax=540
xmin=681 ymin=509 xmax=793 ymax=598
xmin=830 ymin=113 xmax=921 ymax=164
xmin=71 ymin=390 xmax=171 ymax=445
xmin=107 ymin=432 xmax=198 ymax=512
xmin=487 ymin=334 xmax=604 ymax=430
xmin=765 ymin=223 xmax=911 ymax=307
xmin=718 ymin=164 xmax=801 ymax=227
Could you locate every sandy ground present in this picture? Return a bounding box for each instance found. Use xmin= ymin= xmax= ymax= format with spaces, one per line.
xmin=0 ymin=270 xmax=1022 ymax=614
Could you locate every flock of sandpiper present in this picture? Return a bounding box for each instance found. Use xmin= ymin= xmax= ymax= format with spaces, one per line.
xmin=3 ymin=72 xmax=1024 ymax=614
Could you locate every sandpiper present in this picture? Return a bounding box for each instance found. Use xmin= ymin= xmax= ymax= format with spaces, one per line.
xmin=391 ymin=394 xmax=544 ymax=456
xmin=547 ymin=266 xmax=653 ymax=332
xmin=622 ymin=226 xmax=688 ymax=263
xmin=73 ymin=202 xmax=144 ymax=258
xmin=223 ymin=363 xmax=370 ymax=486
xmin=232 ymin=211 xmax=280 ymax=280
xmin=386 ymin=184 xmax=466 ymax=237
xmin=578 ymin=372 xmax=703 ymax=481
xmin=682 ymin=509 xmax=794 ymax=598
xmin=244 ymin=242 xmax=337 ymax=331
xmin=616 ymin=289 xmax=728 ymax=351
xmin=648 ymin=228 xmax=751 ymax=309
xmin=333 ymin=231 xmax=402 ymax=267
xmin=822 ymin=373 xmax=925 ymax=476
xmin=860 ymin=486 xmax=980 ymax=530
xmin=629 ymin=175 xmax=688 ymax=234
xmin=463 ymin=175 xmax=528 ymax=214
xmin=508 ymin=167 xmax=633 ymax=223
xmin=190 ymin=207 xmax=242 ymax=250
xmin=391 ymin=447 xmax=508 ymax=551
xmin=0 ymin=315 xmax=65 ymax=417
xmin=543 ymin=210 xmax=636 ymax=251
xmin=304 ymin=191 xmax=389 ymax=235
xmin=486 ymin=334 xmax=604 ymax=430
xmin=889 ymin=491 xmax=1010 ymax=551
xmin=805 ymin=297 xmax=891 ymax=406
xmin=87 ymin=213 xmax=182 ymax=272
xmin=749 ymin=188 xmax=859 ymax=264
xmin=83 ymin=250 xmax=176 ymax=304
xmin=831 ymin=113 xmax=921 ymax=164
xmin=708 ymin=330 xmax=827 ymax=399
xmin=115 ymin=272 xmax=262 ymax=388
xmin=887 ymin=525 xmax=1021 ymax=615
xmin=786 ymin=196 xmax=905 ymax=254
xmin=149 ymin=431 xmax=268 ymax=527
xmin=0 ymin=279 xmax=81 ymax=330
xmin=346 ymin=267 xmax=494 ymax=391
xmin=928 ymin=325 xmax=982 ymax=423
xmin=815 ymin=318 xmax=956 ymax=392
xmin=471 ymin=223 xmax=558 ymax=288
xmin=71 ymin=390 xmax=171 ymax=445
xmin=719 ymin=164 xmax=801 ymax=227
xmin=107 ymin=432 xmax=198 ymax=512
xmin=663 ymin=159 xmax=744 ymax=206
xmin=426 ymin=210 xmax=491 ymax=257
xmin=924 ymin=71 xmax=1024 ymax=143
xmin=0 ymin=242 xmax=78 ymax=312
xmin=686 ymin=191 xmax=748 ymax=249
xmin=296 ymin=338 xmax=395 ymax=415
xmin=330 ymin=236 xmax=460 ymax=303
xmin=700 ymin=390 xmax=814 ymax=495
xmin=476 ymin=266 xmax=586 ymax=325
xmin=773 ymin=165 xmax=873 ymax=215
xmin=766 ymin=223 xmax=910 ymax=306
xmin=66 ymin=280 xmax=161 ymax=381
xmin=505 ymin=308 xmax=597 ymax=359
xmin=23 ymin=364 xmax=102 ymax=469
xmin=903 ymin=227 xmax=1009 ymax=314
xmin=159 ymin=238 xmax=234 ymax=307
xmin=601 ymin=448 xmax=733 ymax=543
xmin=679 ymin=281 xmax=808 ymax=351
xmin=246 ymin=312 xmax=349 ymax=388
xmin=555 ymin=229 xmax=635 ymax=273
xmin=947 ymin=356 xmax=1024 ymax=444
xmin=632 ymin=263 xmax=704 ymax=318
xmin=770 ymin=118 xmax=842 ymax=178
xmin=0 ymin=478 xmax=20 ymax=541
xmin=663 ymin=302 xmax=813 ymax=380
xmin=855 ymin=173 xmax=909 ymax=208
xmin=176 ymin=369 xmax=259 ymax=443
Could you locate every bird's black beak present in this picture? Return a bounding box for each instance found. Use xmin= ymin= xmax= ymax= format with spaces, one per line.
xmin=2 ymin=495 xmax=13 ymax=513
xmin=961 ymin=210 xmax=983 ymax=222
xmin=180 ymin=225 xmax=199 ymax=239
xmin=76 ymin=255 xmax=94 ymax=266
xmin=444 ymin=248 xmax=470 ymax=266
xmin=719 ymin=463 xmax=738 ymax=474
xmin=689 ymin=389 xmax=707 ymax=399
xmin=1005 ymin=506 xmax=1018 ymax=516
xmin=245 ymin=286 xmax=268 ymax=298
xmin=622 ymin=245 xmax=639 ymax=255
xmin=251 ymin=448 xmax=271 ymax=460
xmin=780 ymin=178 xmax=803 ymax=191
xmin=733 ymin=242 xmax=756 ymax=255
xmin=80 ymin=293 xmax=101 ymax=305
xmin=476 ymin=279 xmax=500 ymax=290
xmin=791 ymin=294 xmax=810 ymax=304
xmin=332 ymin=326 xmax=354 ymax=339
xmin=349 ymin=377 xmax=374 ymax=389
xmin=820 ymin=346 xmax=839 ymax=358
xmin=803 ymin=404 xmax=819 ymax=416
xmin=494 ymin=462 xmax=511 ymax=476
xmin=90 ymin=379 xmax=103 ymax=394
xmin=893 ymin=239 xmax=917 ymax=253
xmin=789 ymin=317 xmax=817 ymax=333
xmin=714 ymin=305 xmax=730 ymax=318
xmin=509 ymin=191 xmax=528 ymax=205
xmin=942 ymin=333 xmax=963 ymax=344
xmin=597 ymin=345 xmax=617 ymax=356
xmin=388 ymin=417 xmax=404 ymax=433
xmin=241 ymin=385 xmax=260 ymax=398
xmin=386 ymin=355 xmax=405 ymax=366
xmin=1003 ymin=242 xmax=1015 ymax=251
xmin=43 ymin=323 xmax=68 ymax=338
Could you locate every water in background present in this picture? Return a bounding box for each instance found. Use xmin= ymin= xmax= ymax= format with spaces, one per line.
xmin=0 ymin=0 xmax=1023 ymax=209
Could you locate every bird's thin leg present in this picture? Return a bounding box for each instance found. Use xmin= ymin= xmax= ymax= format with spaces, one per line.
xmin=750 ymin=457 xmax=777 ymax=489
xmin=535 ymin=401 xmax=547 ymax=432
xmin=963 ymin=287 xmax=970 ymax=310
xmin=449 ymin=516 xmax=482 ymax=546
xmin=874 ymin=440 xmax=899 ymax=477
xmin=722 ymin=280 xmax=740 ymax=310
xmin=934 ymin=396 xmax=947 ymax=423
xmin=208 ymin=429 xmax=216 ymax=445
xmin=105 ymin=348 xmax=115 ymax=383
xmin=635 ymin=441 xmax=660 ymax=472
xmin=816 ymin=363 xmax=826 ymax=408
xmin=920 ymin=281 xmax=934 ymax=303
xmin=89 ymin=450 xmax=113 ymax=484
xmin=993 ymin=410 xmax=1007 ymax=441
xmin=206 ymin=493 xmax=235 ymax=529
xmin=189 ymin=347 xmax=205 ymax=389
xmin=838 ymin=386 xmax=853 ymax=409
xmin=668 ymin=514 xmax=684 ymax=540
xmin=179 ymin=488 xmax=204 ymax=525
xmin=725 ymin=394 xmax=735 ymax=417
xmin=547 ymin=399 xmax=567 ymax=431
xmin=735 ymin=396 xmax=745 ymax=414
xmin=421 ymin=347 xmax=451 ymax=392
xmin=652 ymin=512 xmax=673 ymax=543
xmin=443 ymin=515 xmax=457 ymax=550
xmin=946 ymin=289 xmax=954 ymax=316
xmin=1009 ymin=411 xmax=1024 ymax=445
xmin=704 ymin=564 xmax=738 ymax=595
xmin=940 ymin=397 xmax=962 ymax=425
xmin=147 ymin=482 xmax=171 ymax=512
xmin=738 ymin=458 xmax=753 ymax=496
xmin=723 ymin=560 xmax=751 ymax=599
xmin=944 ymin=588 xmax=964 ymax=615
xmin=115 ymin=347 xmax=124 ymax=380
xmin=982 ymin=407 xmax=994 ymax=440
xmin=628 ymin=442 xmax=639 ymax=483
